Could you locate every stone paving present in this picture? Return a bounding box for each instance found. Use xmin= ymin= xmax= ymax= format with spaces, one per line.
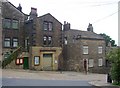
xmin=1 ymin=69 xmax=117 ymax=87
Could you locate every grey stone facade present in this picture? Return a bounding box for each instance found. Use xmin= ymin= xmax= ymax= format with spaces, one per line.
xmin=1 ymin=1 xmax=107 ymax=73
xmin=2 ymin=1 xmax=27 ymax=57
xmin=62 ymin=23 xmax=106 ymax=73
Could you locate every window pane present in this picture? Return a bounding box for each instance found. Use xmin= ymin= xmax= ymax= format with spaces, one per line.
xmin=3 ymin=19 xmax=11 ymax=28
xmin=12 ymin=20 xmax=19 ymax=29
xmin=13 ymin=38 xmax=18 ymax=47
xmin=44 ymin=22 xmax=48 ymax=30
xmin=98 ymin=46 xmax=102 ymax=54
xmin=48 ymin=22 xmax=53 ymax=31
xmin=34 ymin=56 xmax=40 ymax=65
xmin=4 ymin=38 xmax=10 ymax=47
xmin=98 ymin=58 xmax=103 ymax=66
xmin=88 ymin=59 xmax=94 ymax=67
xmin=83 ymin=46 xmax=88 ymax=54
xmin=48 ymin=36 xmax=52 ymax=45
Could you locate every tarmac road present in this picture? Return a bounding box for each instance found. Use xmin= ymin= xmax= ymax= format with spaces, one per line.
xmin=2 ymin=77 xmax=95 ymax=87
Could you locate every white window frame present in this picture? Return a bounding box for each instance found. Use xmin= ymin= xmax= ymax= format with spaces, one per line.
xmin=83 ymin=46 xmax=88 ymax=54
xmin=88 ymin=59 xmax=94 ymax=67
xmin=98 ymin=46 xmax=103 ymax=54
xmin=98 ymin=58 xmax=103 ymax=66
xmin=4 ymin=38 xmax=10 ymax=47
xmin=34 ymin=56 xmax=40 ymax=65
xmin=13 ymin=38 xmax=18 ymax=47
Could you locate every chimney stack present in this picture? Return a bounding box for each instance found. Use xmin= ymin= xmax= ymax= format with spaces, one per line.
xmin=87 ymin=23 xmax=93 ymax=32
xmin=17 ymin=4 xmax=22 ymax=12
xmin=63 ymin=21 xmax=71 ymax=31
xmin=29 ymin=7 xmax=38 ymax=20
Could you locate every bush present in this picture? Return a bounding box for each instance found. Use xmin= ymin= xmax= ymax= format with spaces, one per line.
xmin=107 ymin=47 xmax=120 ymax=85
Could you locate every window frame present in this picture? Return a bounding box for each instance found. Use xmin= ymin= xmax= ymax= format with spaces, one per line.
xmin=43 ymin=21 xmax=53 ymax=31
xmin=12 ymin=38 xmax=18 ymax=48
xmin=98 ymin=46 xmax=103 ymax=54
xmin=88 ymin=59 xmax=94 ymax=67
xmin=34 ymin=56 xmax=40 ymax=66
xmin=98 ymin=58 xmax=103 ymax=66
xmin=43 ymin=36 xmax=47 ymax=45
xmin=4 ymin=37 xmax=11 ymax=47
xmin=16 ymin=58 xmax=23 ymax=65
xmin=12 ymin=19 xmax=19 ymax=29
xmin=3 ymin=18 xmax=11 ymax=29
xmin=48 ymin=36 xmax=52 ymax=45
xmin=83 ymin=46 xmax=88 ymax=54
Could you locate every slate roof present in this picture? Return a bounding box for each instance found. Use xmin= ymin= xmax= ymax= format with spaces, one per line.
xmin=38 ymin=13 xmax=62 ymax=24
xmin=64 ymin=29 xmax=104 ymax=40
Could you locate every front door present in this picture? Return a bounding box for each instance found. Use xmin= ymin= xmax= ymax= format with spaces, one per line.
xmin=43 ymin=54 xmax=53 ymax=70
xmin=23 ymin=57 xmax=29 ymax=69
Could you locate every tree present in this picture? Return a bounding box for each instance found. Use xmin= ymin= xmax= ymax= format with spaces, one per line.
xmin=107 ymin=47 xmax=120 ymax=85
xmin=99 ymin=33 xmax=116 ymax=47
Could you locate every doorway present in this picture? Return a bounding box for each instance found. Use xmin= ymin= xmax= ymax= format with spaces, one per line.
xmin=23 ymin=57 xmax=29 ymax=69
xmin=43 ymin=54 xmax=53 ymax=70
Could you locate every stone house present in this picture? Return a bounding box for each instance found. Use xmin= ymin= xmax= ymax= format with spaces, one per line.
xmin=1 ymin=0 xmax=27 ymax=68
xmin=24 ymin=8 xmax=63 ymax=71
xmin=62 ymin=22 xmax=106 ymax=73
xmin=1 ymin=0 xmax=107 ymax=73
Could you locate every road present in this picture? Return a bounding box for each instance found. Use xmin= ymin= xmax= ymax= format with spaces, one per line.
xmin=2 ymin=78 xmax=94 ymax=87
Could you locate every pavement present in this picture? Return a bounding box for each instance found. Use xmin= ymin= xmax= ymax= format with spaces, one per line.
xmin=1 ymin=69 xmax=120 ymax=87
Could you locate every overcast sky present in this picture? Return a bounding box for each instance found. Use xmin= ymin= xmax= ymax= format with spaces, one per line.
xmin=8 ymin=0 xmax=119 ymax=45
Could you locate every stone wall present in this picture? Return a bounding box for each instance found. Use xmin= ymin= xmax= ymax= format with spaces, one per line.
xmin=2 ymin=2 xmax=27 ymax=58
xmin=63 ymin=39 xmax=106 ymax=73
xmin=29 ymin=46 xmax=62 ymax=71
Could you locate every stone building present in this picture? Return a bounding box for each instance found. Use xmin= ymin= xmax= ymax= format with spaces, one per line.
xmin=1 ymin=1 xmax=28 ymax=68
xmin=62 ymin=22 xmax=106 ymax=73
xmin=1 ymin=1 xmax=107 ymax=73
xmin=24 ymin=8 xmax=63 ymax=71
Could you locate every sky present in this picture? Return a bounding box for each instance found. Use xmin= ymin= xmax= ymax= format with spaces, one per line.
xmin=7 ymin=0 xmax=119 ymax=45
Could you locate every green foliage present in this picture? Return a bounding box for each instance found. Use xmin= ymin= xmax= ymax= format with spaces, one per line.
xmin=107 ymin=48 xmax=120 ymax=85
xmin=99 ymin=33 xmax=116 ymax=47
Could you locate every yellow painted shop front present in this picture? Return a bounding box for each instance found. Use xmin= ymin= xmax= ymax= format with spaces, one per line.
xmin=29 ymin=47 xmax=62 ymax=71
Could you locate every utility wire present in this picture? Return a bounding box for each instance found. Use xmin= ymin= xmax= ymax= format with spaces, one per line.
xmin=92 ymin=10 xmax=118 ymax=24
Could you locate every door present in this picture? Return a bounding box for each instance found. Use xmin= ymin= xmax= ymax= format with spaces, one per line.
xmin=43 ymin=54 xmax=53 ymax=70
xmin=23 ymin=57 xmax=29 ymax=69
